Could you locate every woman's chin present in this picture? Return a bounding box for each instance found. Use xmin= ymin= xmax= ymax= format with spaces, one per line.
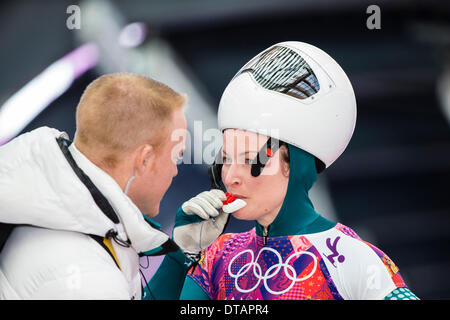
xmin=231 ymin=207 xmax=255 ymax=221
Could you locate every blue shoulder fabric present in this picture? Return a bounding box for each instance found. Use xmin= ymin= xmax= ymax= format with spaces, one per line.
xmin=384 ymin=287 xmax=419 ymax=300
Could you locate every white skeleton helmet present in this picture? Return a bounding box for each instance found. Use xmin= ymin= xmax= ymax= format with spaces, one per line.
xmin=218 ymin=41 xmax=357 ymax=171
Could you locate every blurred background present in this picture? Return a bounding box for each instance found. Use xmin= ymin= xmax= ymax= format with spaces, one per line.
xmin=1 ymin=0 xmax=449 ymax=299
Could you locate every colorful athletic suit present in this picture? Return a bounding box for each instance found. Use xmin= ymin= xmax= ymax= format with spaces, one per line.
xmin=188 ymin=223 xmax=407 ymax=300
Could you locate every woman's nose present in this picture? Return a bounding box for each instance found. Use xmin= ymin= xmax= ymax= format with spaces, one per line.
xmin=222 ymin=163 xmax=242 ymax=187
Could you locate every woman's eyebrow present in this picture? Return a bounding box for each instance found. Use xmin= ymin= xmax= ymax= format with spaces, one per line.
xmin=222 ymin=150 xmax=259 ymax=156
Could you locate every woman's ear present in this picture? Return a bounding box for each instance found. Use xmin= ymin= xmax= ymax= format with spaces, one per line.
xmin=280 ymin=145 xmax=290 ymax=178
xmin=282 ymin=161 xmax=290 ymax=178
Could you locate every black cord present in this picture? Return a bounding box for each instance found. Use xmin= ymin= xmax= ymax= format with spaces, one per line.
xmin=139 ymin=265 xmax=156 ymax=300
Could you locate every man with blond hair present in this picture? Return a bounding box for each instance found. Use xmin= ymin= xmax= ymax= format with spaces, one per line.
xmin=0 ymin=73 xmax=223 ymax=299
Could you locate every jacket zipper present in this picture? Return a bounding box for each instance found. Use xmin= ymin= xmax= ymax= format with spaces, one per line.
xmin=263 ymin=226 xmax=269 ymax=245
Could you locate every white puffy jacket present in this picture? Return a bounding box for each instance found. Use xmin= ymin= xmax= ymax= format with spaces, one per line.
xmin=0 ymin=127 xmax=173 ymax=299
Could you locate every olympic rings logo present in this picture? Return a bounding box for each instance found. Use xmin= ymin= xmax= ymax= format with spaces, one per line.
xmin=227 ymin=247 xmax=318 ymax=295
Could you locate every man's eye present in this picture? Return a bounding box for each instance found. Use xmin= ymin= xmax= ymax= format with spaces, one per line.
xmin=175 ymin=152 xmax=184 ymax=164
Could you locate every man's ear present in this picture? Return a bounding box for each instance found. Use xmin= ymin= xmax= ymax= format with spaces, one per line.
xmin=135 ymin=144 xmax=155 ymax=175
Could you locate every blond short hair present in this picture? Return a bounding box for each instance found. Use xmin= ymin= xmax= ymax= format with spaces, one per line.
xmin=74 ymin=73 xmax=186 ymax=168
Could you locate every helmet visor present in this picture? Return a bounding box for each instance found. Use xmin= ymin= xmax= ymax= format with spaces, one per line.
xmin=234 ymin=45 xmax=320 ymax=100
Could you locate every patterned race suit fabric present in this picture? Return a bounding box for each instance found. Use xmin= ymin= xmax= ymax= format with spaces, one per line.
xmin=187 ymin=223 xmax=406 ymax=300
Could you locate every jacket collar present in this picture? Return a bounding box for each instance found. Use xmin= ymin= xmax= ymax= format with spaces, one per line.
xmin=255 ymin=144 xmax=335 ymax=237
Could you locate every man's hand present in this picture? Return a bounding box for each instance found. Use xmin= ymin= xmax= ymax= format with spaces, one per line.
xmin=173 ymin=189 xmax=229 ymax=258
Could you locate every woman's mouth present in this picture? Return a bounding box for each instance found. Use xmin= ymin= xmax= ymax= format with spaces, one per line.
xmin=231 ymin=194 xmax=247 ymax=200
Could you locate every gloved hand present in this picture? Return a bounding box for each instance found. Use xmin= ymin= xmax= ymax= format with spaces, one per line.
xmin=173 ymin=189 xmax=229 ymax=259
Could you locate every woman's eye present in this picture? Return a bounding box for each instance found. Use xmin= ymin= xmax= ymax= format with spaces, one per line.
xmin=222 ymin=156 xmax=232 ymax=164
xmin=221 ymin=157 xmax=253 ymax=165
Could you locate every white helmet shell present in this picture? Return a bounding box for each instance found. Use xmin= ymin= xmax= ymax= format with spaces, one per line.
xmin=218 ymin=41 xmax=357 ymax=170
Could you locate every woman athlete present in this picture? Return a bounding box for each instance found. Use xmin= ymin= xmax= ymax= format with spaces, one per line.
xmin=173 ymin=41 xmax=419 ymax=300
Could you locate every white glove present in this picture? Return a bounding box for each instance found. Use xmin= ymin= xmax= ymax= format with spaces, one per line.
xmin=181 ymin=189 xmax=226 ymax=220
xmin=173 ymin=189 xmax=245 ymax=256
